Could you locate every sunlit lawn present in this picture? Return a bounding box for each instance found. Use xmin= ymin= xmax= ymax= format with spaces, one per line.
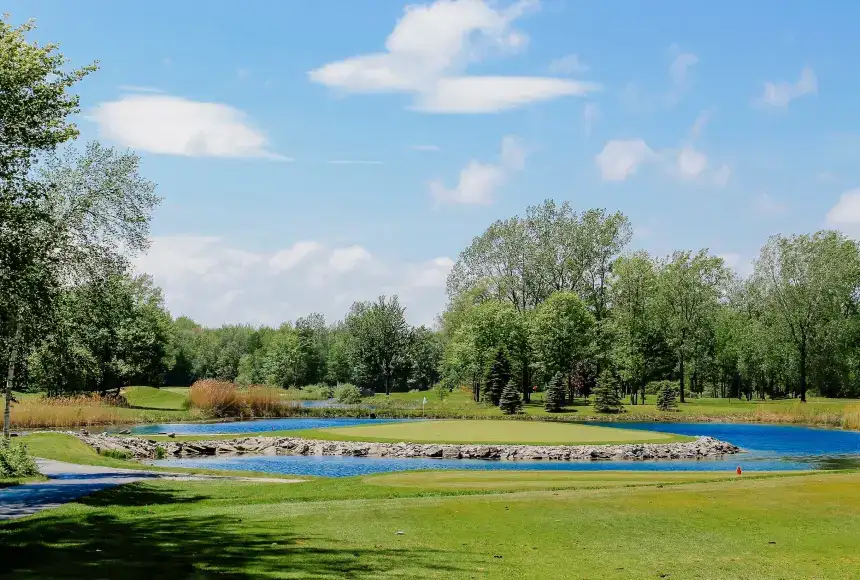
xmin=2 ymin=469 xmax=859 ymax=579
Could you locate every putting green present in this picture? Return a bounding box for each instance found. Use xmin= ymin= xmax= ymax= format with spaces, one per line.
xmin=304 ymin=419 xmax=690 ymax=445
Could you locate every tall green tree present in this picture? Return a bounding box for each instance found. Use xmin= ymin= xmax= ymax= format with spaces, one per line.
xmin=656 ymin=250 xmax=728 ymax=403
xmin=529 ymin=291 xmax=594 ymax=396
xmin=752 ymin=231 xmax=860 ymax=402
xmin=345 ymin=296 xmax=410 ymax=395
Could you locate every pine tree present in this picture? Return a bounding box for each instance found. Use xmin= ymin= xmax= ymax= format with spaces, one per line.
xmin=483 ymin=349 xmax=511 ymax=406
xmin=656 ymin=381 xmax=678 ymax=411
xmin=544 ymin=372 xmax=566 ymax=412
xmin=499 ymin=378 xmax=523 ymax=415
xmin=593 ymin=370 xmax=623 ymax=414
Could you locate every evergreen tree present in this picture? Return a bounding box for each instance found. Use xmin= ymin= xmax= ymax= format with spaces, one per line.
xmin=543 ymin=372 xmax=566 ymax=412
xmin=593 ymin=370 xmax=623 ymax=413
xmin=483 ymin=349 xmax=511 ymax=406
xmin=656 ymin=381 xmax=678 ymax=411
xmin=499 ymin=377 xmax=523 ymax=414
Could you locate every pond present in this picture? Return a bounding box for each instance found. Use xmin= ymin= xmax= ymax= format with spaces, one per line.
xmin=148 ymin=421 xmax=860 ymax=477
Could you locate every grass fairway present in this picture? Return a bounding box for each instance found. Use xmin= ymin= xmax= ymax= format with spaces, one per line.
xmin=123 ymin=386 xmax=189 ymax=410
xmin=299 ymin=419 xmax=691 ymax=445
xmin=1 ymin=470 xmax=859 ymax=578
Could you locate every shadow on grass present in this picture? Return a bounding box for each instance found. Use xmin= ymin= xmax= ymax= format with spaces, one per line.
xmin=0 ymin=483 xmax=475 ymax=579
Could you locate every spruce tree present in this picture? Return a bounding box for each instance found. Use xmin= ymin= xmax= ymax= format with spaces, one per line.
xmin=656 ymin=381 xmax=678 ymax=411
xmin=483 ymin=349 xmax=511 ymax=406
xmin=543 ymin=372 xmax=566 ymax=412
xmin=593 ymin=370 xmax=623 ymax=414
xmin=499 ymin=378 xmax=523 ymax=415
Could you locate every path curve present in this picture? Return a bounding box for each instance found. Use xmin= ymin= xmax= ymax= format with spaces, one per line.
xmin=0 ymin=459 xmax=302 ymax=520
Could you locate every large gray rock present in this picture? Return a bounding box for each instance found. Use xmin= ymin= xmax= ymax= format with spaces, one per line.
xmin=72 ymin=432 xmax=740 ymax=462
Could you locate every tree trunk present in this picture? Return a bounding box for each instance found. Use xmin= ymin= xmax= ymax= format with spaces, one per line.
xmin=4 ymin=322 xmax=21 ymax=438
xmin=678 ymin=355 xmax=686 ymax=403
xmin=799 ymin=341 xmax=807 ymax=403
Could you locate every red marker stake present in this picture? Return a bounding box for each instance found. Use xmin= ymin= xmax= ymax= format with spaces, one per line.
xmin=736 ymin=466 xmax=743 ymax=475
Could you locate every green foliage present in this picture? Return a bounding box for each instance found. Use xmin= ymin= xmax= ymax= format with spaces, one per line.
xmin=300 ymin=383 xmax=334 ymax=400
xmin=499 ymin=378 xmax=523 ymax=415
xmin=345 ymin=296 xmax=410 ymax=395
xmin=543 ymin=372 xmax=566 ymax=412
xmin=530 ymin=291 xmax=594 ymax=388
xmin=483 ymin=349 xmax=511 ymax=406
xmin=407 ymin=325 xmax=443 ymax=391
xmin=656 ymin=381 xmax=679 ymax=411
xmin=433 ymin=383 xmax=451 ymax=401
xmin=593 ymin=370 xmax=623 ymax=414
xmin=100 ymin=449 xmax=133 ymax=460
xmin=154 ymin=445 xmax=166 ymax=460
xmin=334 ymin=383 xmax=362 ymax=405
xmin=0 ymin=439 xmax=39 ymax=477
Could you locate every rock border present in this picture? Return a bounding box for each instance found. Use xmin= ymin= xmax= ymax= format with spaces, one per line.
xmin=76 ymin=433 xmax=740 ymax=462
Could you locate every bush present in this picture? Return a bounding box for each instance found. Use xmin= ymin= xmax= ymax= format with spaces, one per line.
xmin=155 ymin=445 xmax=166 ymax=460
xmin=0 ymin=439 xmax=40 ymax=478
xmin=188 ymin=380 xmax=298 ymax=418
xmin=593 ymin=370 xmax=623 ymax=414
xmin=499 ymin=378 xmax=523 ymax=415
xmin=543 ymin=373 xmax=566 ymax=412
xmin=100 ymin=449 xmax=133 ymax=460
xmin=334 ymin=383 xmax=362 ymax=405
xmin=10 ymin=393 xmax=127 ymax=429
xmin=656 ymin=382 xmax=679 ymax=411
xmin=433 ymin=383 xmax=451 ymax=401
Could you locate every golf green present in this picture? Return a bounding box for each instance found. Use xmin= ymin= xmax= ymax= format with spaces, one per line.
xmin=300 ymin=419 xmax=690 ymax=445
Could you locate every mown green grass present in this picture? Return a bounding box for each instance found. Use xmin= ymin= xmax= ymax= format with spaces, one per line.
xmin=294 ymin=419 xmax=691 ymax=445
xmin=2 ymin=470 xmax=858 ymax=578
xmin=123 ymin=386 xmax=189 ymax=411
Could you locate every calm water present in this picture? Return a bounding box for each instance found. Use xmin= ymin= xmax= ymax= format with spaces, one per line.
xmin=150 ymin=421 xmax=860 ymax=477
xmin=130 ymin=417 xmax=406 ymax=436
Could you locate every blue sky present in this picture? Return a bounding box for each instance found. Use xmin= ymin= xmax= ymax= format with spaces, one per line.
xmin=8 ymin=0 xmax=860 ymax=326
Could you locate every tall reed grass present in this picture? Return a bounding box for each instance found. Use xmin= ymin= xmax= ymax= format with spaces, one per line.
xmin=751 ymin=403 xmax=860 ymax=430
xmin=188 ymin=380 xmax=299 ymax=418
xmin=11 ymin=393 xmax=127 ymax=429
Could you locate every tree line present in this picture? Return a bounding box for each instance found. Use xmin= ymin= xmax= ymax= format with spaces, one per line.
xmin=3 ymin=18 xmax=860 ymax=435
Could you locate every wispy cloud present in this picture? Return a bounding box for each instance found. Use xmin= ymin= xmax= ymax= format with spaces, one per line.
xmin=431 ymin=136 xmax=525 ymax=205
xmin=755 ymin=67 xmax=817 ymax=108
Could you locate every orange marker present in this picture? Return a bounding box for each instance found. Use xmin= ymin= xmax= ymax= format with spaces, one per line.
xmin=736 ymin=466 xmax=742 ymax=475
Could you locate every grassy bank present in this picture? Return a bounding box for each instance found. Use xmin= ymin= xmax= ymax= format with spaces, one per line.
xmin=2 ymin=468 xmax=858 ymax=578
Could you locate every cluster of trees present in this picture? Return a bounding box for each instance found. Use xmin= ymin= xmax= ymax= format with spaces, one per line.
xmin=440 ymin=200 xmax=860 ymax=408
xmin=165 ymin=296 xmax=443 ymax=394
xmin=4 ymin=18 xmax=860 ymax=430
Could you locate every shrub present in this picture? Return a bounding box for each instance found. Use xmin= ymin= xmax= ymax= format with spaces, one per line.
xmin=155 ymin=445 xmax=167 ymax=460
xmin=0 ymin=439 xmax=39 ymax=478
xmin=656 ymin=382 xmax=679 ymax=411
xmin=543 ymin=373 xmax=566 ymax=412
xmin=499 ymin=378 xmax=523 ymax=415
xmin=334 ymin=383 xmax=362 ymax=405
xmin=188 ymin=380 xmax=299 ymax=418
xmin=433 ymin=383 xmax=451 ymax=401
xmin=100 ymin=449 xmax=133 ymax=460
xmin=593 ymin=370 xmax=623 ymax=414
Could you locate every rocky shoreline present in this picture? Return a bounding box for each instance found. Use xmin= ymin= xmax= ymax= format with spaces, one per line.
xmin=75 ymin=433 xmax=740 ymax=462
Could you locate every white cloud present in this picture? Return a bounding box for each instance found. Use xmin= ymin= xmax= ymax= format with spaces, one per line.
xmin=676 ymin=146 xmax=708 ymax=179
xmin=597 ymin=139 xmax=729 ymax=187
xmin=269 ymin=241 xmax=322 ymax=272
xmin=595 ymin=139 xmax=656 ymax=181
xmin=583 ymin=103 xmax=599 ymax=137
xmin=329 ymin=246 xmax=372 ymax=272
xmin=548 ymin=54 xmax=589 ymax=75
xmin=411 ymin=145 xmax=440 ymax=152
xmin=90 ymin=95 xmax=288 ymax=160
xmin=753 ymin=193 xmax=788 ymax=217
xmin=690 ymin=110 xmax=711 ymax=139
xmin=431 ymin=135 xmax=526 ymax=204
xmin=308 ymin=0 xmax=598 ymax=113
xmin=755 ymin=66 xmax=817 ymax=108
xmin=667 ymin=51 xmax=698 ymax=104
xmin=826 ymin=189 xmax=860 ymax=237
xmin=134 ymin=236 xmax=452 ymax=326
